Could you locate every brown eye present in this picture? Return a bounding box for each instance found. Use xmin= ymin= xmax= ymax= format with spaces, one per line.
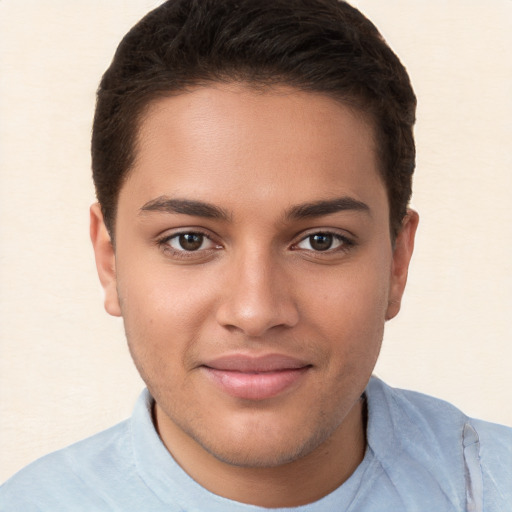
xmin=295 ymin=232 xmax=350 ymax=253
xmin=309 ymin=233 xmax=333 ymax=251
xmin=161 ymin=231 xmax=221 ymax=258
xmin=165 ymin=232 xmax=213 ymax=252
xmin=178 ymin=233 xmax=204 ymax=251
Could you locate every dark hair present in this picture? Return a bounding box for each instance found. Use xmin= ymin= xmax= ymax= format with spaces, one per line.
xmin=92 ymin=0 xmax=416 ymax=239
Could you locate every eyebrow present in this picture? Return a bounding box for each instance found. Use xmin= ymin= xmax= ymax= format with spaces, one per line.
xmin=139 ymin=195 xmax=369 ymax=222
xmin=140 ymin=196 xmax=230 ymax=221
xmin=285 ymin=197 xmax=370 ymax=220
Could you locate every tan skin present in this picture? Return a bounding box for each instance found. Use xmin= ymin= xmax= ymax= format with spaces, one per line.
xmin=91 ymin=83 xmax=418 ymax=507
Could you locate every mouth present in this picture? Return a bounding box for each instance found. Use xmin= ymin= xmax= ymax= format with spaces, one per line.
xmin=201 ymin=354 xmax=312 ymax=401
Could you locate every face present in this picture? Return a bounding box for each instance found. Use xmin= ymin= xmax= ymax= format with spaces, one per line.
xmin=91 ymin=84 xmax=417 ymax=472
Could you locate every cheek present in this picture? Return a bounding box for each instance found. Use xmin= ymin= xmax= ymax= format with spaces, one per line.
xmin=304 ymin=260 xmax=390 ymax=328
xmin=116 ymin=264 xmax=216 ymax=362
xmin=300 ymin=260 xmax=390 ymax=368
xmin=119 ymin=261 xmax=209 ymax=316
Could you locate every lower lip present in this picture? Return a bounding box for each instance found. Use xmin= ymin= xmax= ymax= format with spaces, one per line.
xmin=202 ymin=366 xmax=310 ymax=401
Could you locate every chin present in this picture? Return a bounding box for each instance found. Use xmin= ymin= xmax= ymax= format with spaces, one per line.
xmin=192 ymin=416 xmax=337 ymax=469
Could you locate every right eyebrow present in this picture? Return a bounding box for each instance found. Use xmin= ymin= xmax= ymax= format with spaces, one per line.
xmin=139 ymin=196 xmax=231 ymax=221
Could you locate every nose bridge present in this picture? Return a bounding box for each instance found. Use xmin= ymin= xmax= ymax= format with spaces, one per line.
xmin=216 ymin=241 xmax=298 ymax=336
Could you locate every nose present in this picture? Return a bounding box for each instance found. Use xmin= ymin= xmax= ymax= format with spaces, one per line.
xmin=215 ymin=248 xmax=300 ymax=337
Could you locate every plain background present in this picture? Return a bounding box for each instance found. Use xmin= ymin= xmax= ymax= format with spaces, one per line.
xmin=1 ymin=0 xmax=511 ymax=483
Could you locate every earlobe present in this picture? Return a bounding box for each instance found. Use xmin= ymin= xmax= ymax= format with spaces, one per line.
xmin=90 ymin=203 xmax=122 ymax=317
xmin=385 ymin=209 xmax=419 ymax=321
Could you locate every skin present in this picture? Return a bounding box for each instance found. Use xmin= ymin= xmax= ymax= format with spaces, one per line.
xmin=91 ymin=83 xmax=418 ymax=507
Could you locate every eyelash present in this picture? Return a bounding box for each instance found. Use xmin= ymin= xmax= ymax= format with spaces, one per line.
xmin=157 ymin=230 xmax=221 ymax=260
xmin=156 ymin=229 xmax=356 ymax=260
xmin=292 ymin=231 xmax=355 ymax=255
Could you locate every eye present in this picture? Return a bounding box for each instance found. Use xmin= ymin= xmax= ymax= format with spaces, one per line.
xmin=295 ymin=232 xmax=350 ymax=252
xmin=163 ymin=232 xmax=218 ymax=252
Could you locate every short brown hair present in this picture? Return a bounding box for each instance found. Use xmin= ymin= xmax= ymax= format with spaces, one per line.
xmin=92 ymin=0 xmax=416 ymax=239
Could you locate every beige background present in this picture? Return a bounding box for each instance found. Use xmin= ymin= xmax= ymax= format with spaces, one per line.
xmin=1 ymin=0 xmax=511 ymax=483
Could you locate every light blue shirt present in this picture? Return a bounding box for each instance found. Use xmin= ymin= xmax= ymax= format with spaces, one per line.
xmin=1 ymin=377 xmax=511 ymax=511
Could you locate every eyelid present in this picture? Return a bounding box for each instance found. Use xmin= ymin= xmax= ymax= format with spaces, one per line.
xmin=157 ymin=228 xmax=223 ymax=258
xmin=155 ymin=227 xmax=355 ymax=259
xmin=291 ymin=229 xmax=355 ymax=252
xmin=168 ymin=233 xmax=217 ymax=251
xmin=157 ymin=226 xmax=219 ymax=243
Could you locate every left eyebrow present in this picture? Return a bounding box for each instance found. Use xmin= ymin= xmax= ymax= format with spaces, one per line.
xmin=139 ymin=196 xmax=230 ymax=221
xmin=285 ymin=197 xmax=370 ymax=220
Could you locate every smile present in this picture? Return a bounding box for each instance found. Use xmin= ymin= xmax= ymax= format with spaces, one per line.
xmin=201 ymin=354 xmax=312 ymax=401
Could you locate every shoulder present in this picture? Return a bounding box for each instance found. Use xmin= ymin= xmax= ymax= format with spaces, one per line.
xmin=0 ymin=390 xmax=173 ymax=511
xmin=467 ymin=417 xmax=512 ymax=506
xmin=392 ymin=382 xmax=512 ymax=478
xmin=366 ymin=376 xmax=474 ymax=450
xmin=0 ymin=420 xmax=135 ymax=511
xmin=366 ymin=377 xmax=512 ymax=509
xmin=368 ymin=376 xmax=512 ymax=442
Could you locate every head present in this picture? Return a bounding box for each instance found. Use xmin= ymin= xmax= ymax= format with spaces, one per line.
xmin=90 ymin=0 xmax=418 ymax=505
xmin=92 ymin=0 xmax=416 ymax=242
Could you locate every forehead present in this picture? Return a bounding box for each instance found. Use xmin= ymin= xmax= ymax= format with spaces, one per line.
xmin=120 ymin=83 xmax=387 ymax=222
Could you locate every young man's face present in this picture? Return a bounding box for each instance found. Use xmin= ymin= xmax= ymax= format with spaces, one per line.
xmin=92 ymin=84 xmax=416 ymax=472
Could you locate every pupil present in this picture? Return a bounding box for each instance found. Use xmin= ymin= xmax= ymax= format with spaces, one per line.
xmin=179 ymin=233 xmax=203 ymax=251
xmin=311 ymin=233 xmax=332 ymax=251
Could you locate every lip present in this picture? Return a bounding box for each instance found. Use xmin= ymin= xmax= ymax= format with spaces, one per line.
xmin=201 ymin=354 xmax=312 ymax=401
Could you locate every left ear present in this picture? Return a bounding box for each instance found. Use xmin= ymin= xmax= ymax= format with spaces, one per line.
xmin=385 ymin=209 xmax=419 ymax=320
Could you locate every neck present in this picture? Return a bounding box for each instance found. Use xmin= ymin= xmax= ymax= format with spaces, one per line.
xmin=154 ymin=397 xmax=367 ymax=508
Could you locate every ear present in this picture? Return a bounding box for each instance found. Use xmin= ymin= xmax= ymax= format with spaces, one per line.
xmin=385 ymin=209 xmax=419 ymax=321
xmin=90 ymin=203 xmax=121 ymax=317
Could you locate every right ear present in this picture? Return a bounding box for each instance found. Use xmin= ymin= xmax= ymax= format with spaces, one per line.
xmin=90 ymin=203 xmax=121 ymax=317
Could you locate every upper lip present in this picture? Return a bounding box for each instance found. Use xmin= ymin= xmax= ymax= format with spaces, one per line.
xmin=202 ymin=353 xmax=311 ymax=372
